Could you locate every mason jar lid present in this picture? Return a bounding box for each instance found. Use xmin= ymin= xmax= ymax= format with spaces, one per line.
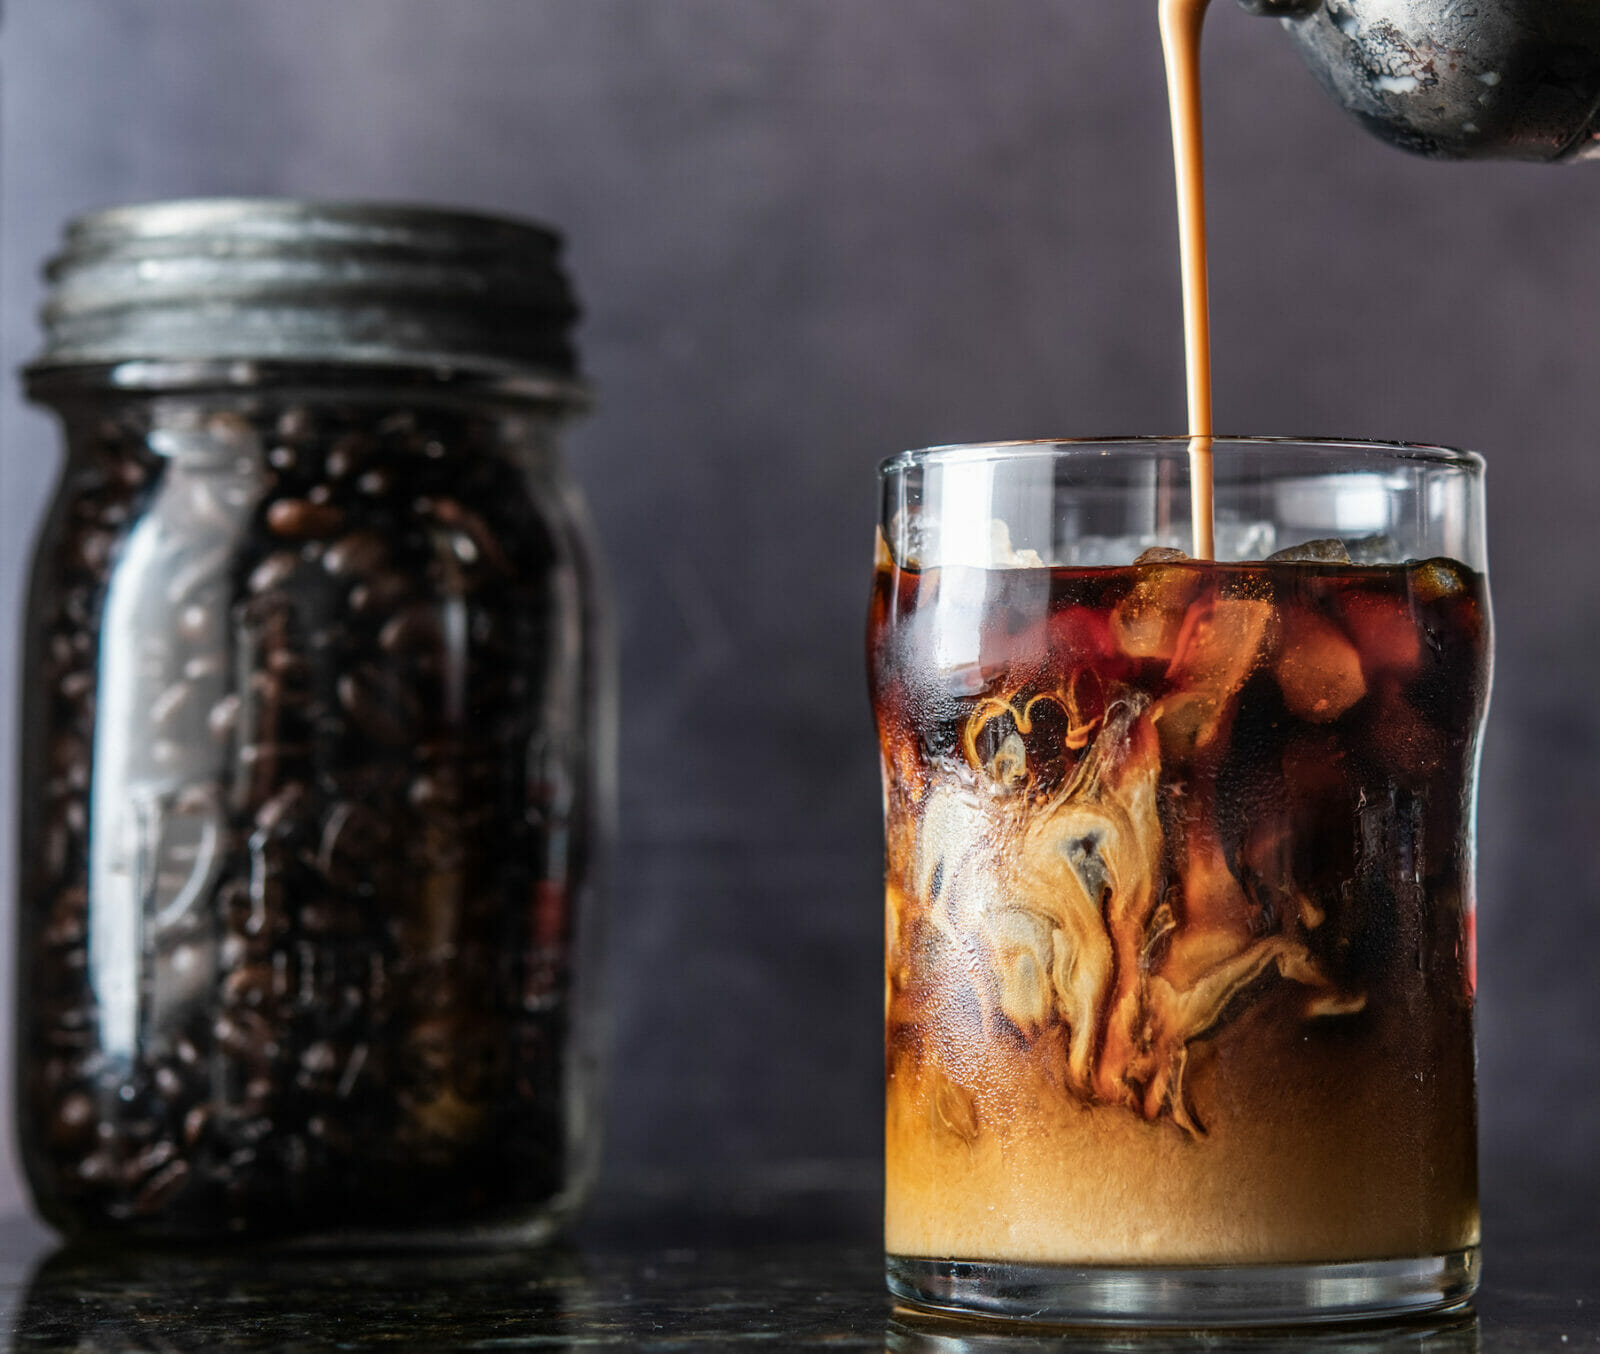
xmin=26 ymin=198 xmax=586 ymax=401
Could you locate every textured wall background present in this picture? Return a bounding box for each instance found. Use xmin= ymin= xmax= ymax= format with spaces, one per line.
xmin=1 ymin=0 xmax=1597 ymax=1220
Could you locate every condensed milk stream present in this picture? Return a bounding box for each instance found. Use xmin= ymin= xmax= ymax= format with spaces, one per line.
xmin=1159 ymin=0 xmax=1216 ymax=560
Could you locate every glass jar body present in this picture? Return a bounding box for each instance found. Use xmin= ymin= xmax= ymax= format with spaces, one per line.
xmin=16 ymin=369 xmax=610 ymax=1245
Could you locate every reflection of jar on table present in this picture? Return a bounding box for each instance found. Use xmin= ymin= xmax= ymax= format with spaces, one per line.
xmin=16 ymin=200 xmax=612 ymax=1243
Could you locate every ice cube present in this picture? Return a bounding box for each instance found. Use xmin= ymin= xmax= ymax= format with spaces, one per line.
xmin=1068 ymin=522 xmax=1274 ymax=566
xmin=988 ymin=519 xmax=1047 ymax=569
xmin=886 ymin=510 xmax=939 ymax=570
xmin=1410 ymin=558 xmax=1467 ymax=602
xmin=1341 ymin=591 xmax=1423 ymax=678
xmin=1155 ymin=597 xmax=1274 ymax=753
xmin=1345 ymin=533 xmax=1401 ymax=565
xmin=1274 ymin=608 xmax=1368 ymax=722
xmin=1112 ymin=565 xmax=1203 ymax=661
xmin=1068 ymin=535 xmax=1173 ymax=567
xmin=1269 ymin=538 xmax=1352 ymax=564
xmin=1216 ymin=518 xmax=1278 ymax=560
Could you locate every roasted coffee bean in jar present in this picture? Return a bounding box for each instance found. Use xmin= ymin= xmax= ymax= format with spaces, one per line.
xmin=15 ymin=200 xmax=612 ymax=1244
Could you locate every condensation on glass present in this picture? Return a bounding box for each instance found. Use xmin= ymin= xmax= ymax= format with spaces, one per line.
xmin=15 ymin=200 xmax=613 ymax=1244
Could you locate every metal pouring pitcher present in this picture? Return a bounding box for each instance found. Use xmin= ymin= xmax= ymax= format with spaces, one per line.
xmin=1240 ymin=0 xmax=1600 ymax=161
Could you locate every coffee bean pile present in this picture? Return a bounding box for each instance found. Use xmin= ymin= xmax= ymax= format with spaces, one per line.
xmin=18 ymin=394 xmax=592 ymax=1240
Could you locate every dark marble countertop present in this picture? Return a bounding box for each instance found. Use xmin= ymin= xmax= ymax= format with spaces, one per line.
xmin=0 ymin=1173 xmax=1591 ymax=1351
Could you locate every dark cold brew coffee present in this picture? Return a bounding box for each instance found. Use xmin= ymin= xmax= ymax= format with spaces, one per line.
xmin=872 ymin=542 xmax=1487 ymax=1264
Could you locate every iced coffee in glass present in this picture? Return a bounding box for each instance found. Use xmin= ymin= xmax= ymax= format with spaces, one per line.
xmin=870 ymin=439 xmax=1490 ymax=1325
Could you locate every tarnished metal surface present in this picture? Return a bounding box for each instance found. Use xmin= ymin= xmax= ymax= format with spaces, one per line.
xmin=29 ymin=199 xmax=586 ymax=391
xmin=1237 ymin=0 xmax=1318 ymax=17
xmin=1241 ymin=0 xmax=1600 ymax=160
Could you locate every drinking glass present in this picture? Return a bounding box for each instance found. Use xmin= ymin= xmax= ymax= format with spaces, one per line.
xmin=869 ymin=438 xmax=1490 ymax=1325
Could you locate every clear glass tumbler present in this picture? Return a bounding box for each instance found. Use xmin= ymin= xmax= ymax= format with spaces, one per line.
xmin=869 ymin=438 xmax=1491 ymax=1325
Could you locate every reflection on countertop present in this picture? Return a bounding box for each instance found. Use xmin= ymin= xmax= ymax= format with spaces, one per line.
xmin=887 ymin=1305 xmax=1485 ymax=1353
xmin=0 ymin=1168 xmax=1589 ymax=1351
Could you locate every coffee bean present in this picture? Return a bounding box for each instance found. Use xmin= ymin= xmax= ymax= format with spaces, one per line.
xmin=71 ymin=528 xmax=115 ymax=574
xmin=214 ymin=1010 xmax=278 ymax=1063
xmin=266 ymin=498 xmax=345 ymax=539
xmin=223 ymin=964 xmax=273 ymax=1007
xmin=276 ymin=408 xmax=315 ymax=443
xmin=63 ymin=586 xmax=94 ymax=628
xmin=77 ymin=1152 xmax=117 ymax=1185
xmin=407 ymin=776 xmax=445 ymax=810
xmin=266 ymin=648 xmax=308 ymax=682
xmin=298 ymin=901 xmax=333 ymax=936
xmin=299 ymin=1041 xmax=339 ymax=1082
xmin=208 ymin=693 xmax=241 ymax=741
xmin=184 ymin=654 xmax=224 ymax=682
xmin=429 ymin=497 xmax=514 ymax=575
xmin=379 ymin=603 xmax=444 ymax=654
xmin=182 ymin=1105 xmax=211 ymax=1146
xmin=322 ymin=530 xmax=388 ymax=580
xmin=337 ymin=666 xmax=420 ymax=747
xmin=237 ymin=742 xmax=308 ymax=797
xmin=347 ymin=569 xmax=412 ymax=616
xmin=134 ymin=1139 xmax=177 ymax=1177
xmin=324 ymin=434 xmax=374 ymax=480
xmin=49 ymin=731 xmax=88 ymax=782
xmin=135 ymin=1159 xmax=190 ymax=1213
xmin=317 ymin=801 xmax=388 ymax=889
xmin=151 ymin=681 xmax=191 ymax=728
xmin=43 ymin=893 xmax=87 ymax=947
xmin=59 ymin=670 xmax=94 ymax=702
xmin=177 ymin=603 xmax=211 ymax=643
xmin=249 ymin=551 xmax=300 ymax=594
xmin=51 ymin=1091 xmax=96 ymax=1147
xmin=246 ymin=668 xmax=284 ymax=713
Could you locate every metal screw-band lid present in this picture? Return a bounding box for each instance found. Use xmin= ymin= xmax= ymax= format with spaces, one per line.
xmin=27 ymin=198 xmax=585 ymax=398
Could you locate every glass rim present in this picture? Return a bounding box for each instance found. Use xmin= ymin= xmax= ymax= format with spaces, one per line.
xmin=878 ymin=435 xmax=1486 ymax=476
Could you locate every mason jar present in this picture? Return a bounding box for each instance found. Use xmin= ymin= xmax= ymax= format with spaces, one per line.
xmin=15 ymin=200 xmax=612 ymax=1244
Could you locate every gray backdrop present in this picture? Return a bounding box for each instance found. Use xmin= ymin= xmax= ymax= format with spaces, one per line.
xmin=1 ymin=0 xmax=1596 ymax=1220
